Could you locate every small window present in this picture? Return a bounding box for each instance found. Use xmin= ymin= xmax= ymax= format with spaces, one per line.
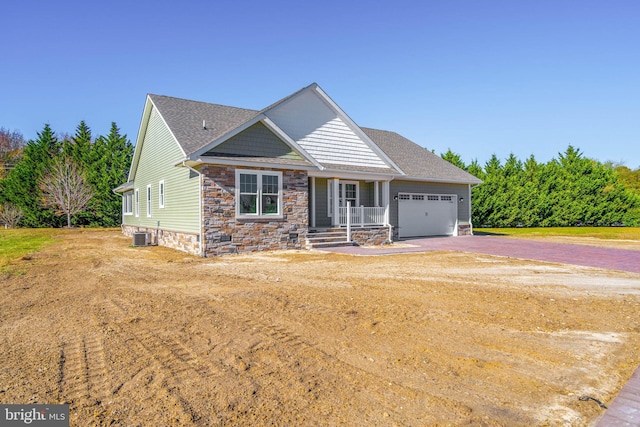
xmin=159 ymin=180 xmax=165 ymax=209
xmin=427 ymin=195 xmax=439 ymax=201
xmin=399 ymin=194 xmax=411 ymax=200
xmin=146 ymin=185 xmax=152 ymax=217
xmin=441 ymin=195 xmax=453 ymax=201
xmin=135 ymin=189 xmax=140 ymax=217
xmin=123 ymin=192 xmax=133 ymax=215
xmin=413 ymin=195 xmax=425 ymax=201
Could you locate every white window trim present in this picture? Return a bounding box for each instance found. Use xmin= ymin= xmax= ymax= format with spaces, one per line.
xmin=134 ymin=188 xmax=140 ymax=217
xmin=123 ymin=192 xmax=133 ymax=215
xmin=146 ymin=184 xmax=152 ymax=217
xmin=159 ymin=180 xmax=165 ymax=209
xmin=235 ymin=169 xmax=283 ymax=219
xmin=327 ymin=180 xmax=359 ymax=217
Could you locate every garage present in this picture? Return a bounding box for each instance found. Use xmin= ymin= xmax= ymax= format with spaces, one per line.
xmin=397 ymin=193 xmax=458 ymax=238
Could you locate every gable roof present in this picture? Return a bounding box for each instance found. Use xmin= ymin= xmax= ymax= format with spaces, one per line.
xmin=148 ymin=94 xmax=260 ymax=155
xmin=135 ymin=85 xmax=481 ymax=185
xmin=362 ymin=128 xmax=482 ymax=184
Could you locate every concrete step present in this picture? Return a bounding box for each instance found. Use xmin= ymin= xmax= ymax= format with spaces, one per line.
xmin=306 ymin=229 xmax=353 ymax=249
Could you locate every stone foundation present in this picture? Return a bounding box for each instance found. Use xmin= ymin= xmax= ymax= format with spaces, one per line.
xmin=200 ymin=165 xmax=308 ymax=257
xmin=122 ymin=224 xmax=201 ymax=256
xmin=350 ymin=226 xmax=392 ymax=246
xmin=458 ymin=223 xmax=473 ymax=236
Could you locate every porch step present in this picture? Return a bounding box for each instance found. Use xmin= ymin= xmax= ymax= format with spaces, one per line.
xmin=306 ymin=229 xmax=355 ymax=249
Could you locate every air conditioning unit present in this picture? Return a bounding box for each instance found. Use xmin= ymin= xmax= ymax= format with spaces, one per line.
xmin=132 ymin=232 xmax=150 ymax=247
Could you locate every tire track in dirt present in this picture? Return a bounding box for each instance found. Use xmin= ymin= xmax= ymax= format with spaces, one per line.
xmin=58 ymin=333 xmax=111 ymax=406
xmin=99 ymin=297 xmax=223 ymax=424
xmin=211 ymin=298 xmax=470 ymax=425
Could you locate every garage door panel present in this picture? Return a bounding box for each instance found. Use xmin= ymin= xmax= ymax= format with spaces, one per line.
xmin=398 ymin=193 xmax=457 ymax=238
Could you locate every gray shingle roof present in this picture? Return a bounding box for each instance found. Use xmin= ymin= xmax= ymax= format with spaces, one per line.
xmin=147 ymin=92 xmax=481 ymax=184
xmin=361 ymin=128 xmax=482 ymax=184
xmin=148 ymin=94 xmax=259 ymax=155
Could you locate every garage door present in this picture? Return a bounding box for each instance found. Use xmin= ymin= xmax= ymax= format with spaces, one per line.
xmin=398 ymin=193 xmax=457 ymax=238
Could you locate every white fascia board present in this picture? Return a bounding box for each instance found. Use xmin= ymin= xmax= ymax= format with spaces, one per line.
xmin=128 ymin=96 xmax=153 ymax=182
xmin=130 ymin=95 xmax=186 ymax=181
xmin=395 ymin=175 xmax=484 ymax=185
xmin=309 ymin=169 xmax=398 ymax=181
xmin=187 ymin=115 xmax=263 ymax=160
xmin=192 ymin=156 xmax=320 ymax=171
xmin=312 ymin=85 xmax=406 ymax=175
xmin=260 ymin=117 xmax=324 ymax=170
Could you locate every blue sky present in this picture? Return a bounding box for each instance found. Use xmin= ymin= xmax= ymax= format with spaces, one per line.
xmin=2 ymin=0 xmax=639 ymax=168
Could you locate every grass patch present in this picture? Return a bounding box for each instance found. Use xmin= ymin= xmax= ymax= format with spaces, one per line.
xmin=0 ymin=228 xmax=62 ymax=270
xmin=475 ymin=226 xmax=640 ymax=240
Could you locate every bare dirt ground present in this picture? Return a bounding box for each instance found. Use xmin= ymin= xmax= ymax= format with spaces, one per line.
xmin=1 ymin=229 xmax=640 ymax=426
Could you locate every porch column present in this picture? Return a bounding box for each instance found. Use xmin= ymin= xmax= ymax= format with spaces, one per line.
xmin=332 ymin=178 xmax=340 ymax=227
xmin=381 ymin=180 xmax=390 ymax=225
xmin=310 ymin=177 xmax=316 ymax=228
xmin=374 ymin=181 xmax=379 ymax=207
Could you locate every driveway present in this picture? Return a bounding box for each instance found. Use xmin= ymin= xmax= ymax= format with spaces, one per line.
xmin=321 ymin=235 xmax=640 ymax=274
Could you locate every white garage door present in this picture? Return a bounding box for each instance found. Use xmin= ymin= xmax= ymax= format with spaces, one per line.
xmin=398 ymin=193 xmax=457 ymax=238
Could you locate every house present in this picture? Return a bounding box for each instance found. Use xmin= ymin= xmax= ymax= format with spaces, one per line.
xmin=115 ymin=83 xmax=482 ymax=256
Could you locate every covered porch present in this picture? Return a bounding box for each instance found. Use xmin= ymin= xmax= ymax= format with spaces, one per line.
xmin=308 ymin=176 xmax=391 ymax=229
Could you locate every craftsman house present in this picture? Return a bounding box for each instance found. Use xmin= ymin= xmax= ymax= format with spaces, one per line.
xmin=115 ymin=83 xmax=481 ymax=256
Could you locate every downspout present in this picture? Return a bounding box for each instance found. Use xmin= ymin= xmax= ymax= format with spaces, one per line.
xmin=112 ymin=188 xmax=125 ymax=233
xmin=182 ymin=161 xmax=204 ymax=257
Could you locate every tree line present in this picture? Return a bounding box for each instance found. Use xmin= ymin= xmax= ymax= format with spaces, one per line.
xmin=0 ymin=122 xmax=133 ymax=228
xmin=442 ymin=146 xmax=640 ymax=227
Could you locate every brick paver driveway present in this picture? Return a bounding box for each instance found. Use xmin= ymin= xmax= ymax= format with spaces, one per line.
xmin=323 ymin=235 xmax=640 ymax=274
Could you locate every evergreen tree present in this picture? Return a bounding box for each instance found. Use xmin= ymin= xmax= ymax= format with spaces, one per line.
xmin=0 ymin=124 xmax=63 ymax=227
xmin=441 ymin=149 xmax=467 ymax=170
xmin=91 ymin=123 xmax=133 ymax=227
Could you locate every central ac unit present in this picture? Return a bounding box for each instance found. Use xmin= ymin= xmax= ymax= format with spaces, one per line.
xmin=133 ymin=232 xmax=150 ymax=247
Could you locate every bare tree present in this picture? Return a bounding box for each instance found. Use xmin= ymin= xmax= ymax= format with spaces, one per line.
xmin=0 ymin=203 xmax=23 ymax=228
xmin=38 ymin=156 xmax=93 ymax=228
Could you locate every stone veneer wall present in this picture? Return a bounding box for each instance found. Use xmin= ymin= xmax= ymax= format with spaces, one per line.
xmin=121 ymin=224 xmax=201 ymax=256
xmin=350 ymin=226 xmax=392 ymax=246
xmin=458 ymin=223 xmax=473 ymax=236
xmin=200 ymin=165 xmax=308 ymax=256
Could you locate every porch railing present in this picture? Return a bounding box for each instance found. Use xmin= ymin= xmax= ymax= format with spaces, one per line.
xmin=338 ymin=205 xmax=386 ymax=227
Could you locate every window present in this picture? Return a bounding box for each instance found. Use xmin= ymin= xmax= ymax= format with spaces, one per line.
xmin=123 ymin=192 xmax=133 ymax=215
xmin=135 ymin=189 xmax=140 ymax=217
xmin=146 ymin=185 xmax=152 ymax=217
xmin=327 ymin=180 xmax=359 ymax=216
xmin=236 ymin=169 xmax=282 ymax=217
xmin=159 ymin=180 xmax=165 ymax=208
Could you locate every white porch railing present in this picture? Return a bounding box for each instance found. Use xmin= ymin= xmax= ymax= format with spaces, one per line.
xmin=339 ymin=205 xmax=387 ymax=227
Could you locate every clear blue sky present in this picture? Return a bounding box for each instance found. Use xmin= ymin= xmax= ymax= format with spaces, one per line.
xmin=2 ymin=0 xmax=639 ymax=168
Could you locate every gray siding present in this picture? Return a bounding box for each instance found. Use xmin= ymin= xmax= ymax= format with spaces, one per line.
xmin=313 ymin=177 xmax=331 ymax=227
xmin=205 ymin=122 xmax=302 ymax=160
xmin=124 ymin=107 xmax=201 ymax=234
xmin=311 ymin=179 xmax=381 ymax=228
xmin=389 ymin=180 xmax=470 ymax=227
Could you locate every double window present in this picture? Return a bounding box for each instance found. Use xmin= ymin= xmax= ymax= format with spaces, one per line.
xmin=236 ymin=169 xmax=282 ymax=217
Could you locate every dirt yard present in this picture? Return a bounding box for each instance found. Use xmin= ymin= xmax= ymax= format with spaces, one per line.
xmin=1 ymin=229 xmax=639 ymax=426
